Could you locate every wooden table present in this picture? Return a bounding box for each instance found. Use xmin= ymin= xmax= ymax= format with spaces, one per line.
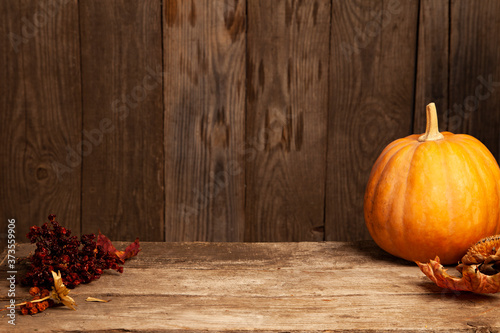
xmin=1 ymin=241 xmax=499 ymax=332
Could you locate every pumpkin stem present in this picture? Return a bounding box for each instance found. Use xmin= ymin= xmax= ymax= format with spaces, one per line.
xmin=418 ymin=103 xmax=444 ymax=142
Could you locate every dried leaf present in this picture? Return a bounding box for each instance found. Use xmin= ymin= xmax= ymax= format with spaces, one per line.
xmin=86 ymin=297 xmax=111 ymax=303
xmin=97 ymin=231 xmax=141 ymax=263
xmin=51 ymin=271 xmax=77 ymax=310
xmin=97 ymin=232 xmax=119 ymax=257
xmin=123 ymin=237 xmax=141 ymax=260
xmin=416 ymin=256 xmax=500 ymax=294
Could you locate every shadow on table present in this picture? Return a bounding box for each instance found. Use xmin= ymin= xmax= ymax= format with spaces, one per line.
xmin=416 ymin=280 xmax=498 ymax=301
xmin=344 ymin=240 xmax=416 ymax=266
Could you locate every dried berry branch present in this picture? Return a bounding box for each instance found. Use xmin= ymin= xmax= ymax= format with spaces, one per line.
xmin=22 ymin=215 xmax=124 ymax=289
xmin=3 ymin=214 xmax=141 ymax=316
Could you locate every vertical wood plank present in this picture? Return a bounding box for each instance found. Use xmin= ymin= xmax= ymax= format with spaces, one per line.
xmin=414 ymin=0 xmax=449 ymax=133
xmin=449 ymin=0 xmax=500 ymax=159
xmin=245 ymin=0 xmax=330 ymax=241
xmin=80 ymin=0 xmax=164 ymax=241
xmin=0 ymin=0 xmax=82 ymax=248
xmin=0 ymin=0 xmax=24 ymax=249
xmin=326 ymin=0 xmax=419 ymax=241
xmin=164 ymin=0 xmax=246 ymax=241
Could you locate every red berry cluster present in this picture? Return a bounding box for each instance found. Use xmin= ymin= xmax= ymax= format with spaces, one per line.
xmin=20 ymin=287 xmax=53 ymax=315
xmin=22 ymin=215 xmax=123 ymax=289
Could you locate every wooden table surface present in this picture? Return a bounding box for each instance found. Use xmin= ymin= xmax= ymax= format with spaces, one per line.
xmin=1 ymin=241 xmax=499 ymax=332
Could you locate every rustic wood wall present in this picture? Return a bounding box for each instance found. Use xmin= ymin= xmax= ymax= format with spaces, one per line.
xmin=2 ymin=0 xmax=500 ymax=247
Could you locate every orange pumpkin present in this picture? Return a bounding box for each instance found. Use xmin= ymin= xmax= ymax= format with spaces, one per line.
xmin=364 ymin=103 xmax=500 ymax=264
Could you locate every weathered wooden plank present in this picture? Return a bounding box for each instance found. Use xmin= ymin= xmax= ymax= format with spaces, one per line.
xmin=245 ymin=0 xmax=330 ymax=241
xmin=326 ymin=0 xmax=420 ymax=241
xmin=3 ymin=294 xmax=499 ymax=332
xmin=1 ymin=242 xmax=499 ymax=332
xmin=414 ymin=0 xmax=449 ymax=132
xmin=79 ymin=0 xmax=164 ymax=241
xmin=449 ymin=0 xmax=500 ymax=159
xmin=67 ymin=267 xmax=426 ymax=297
xmin=164 ymin=0 xmax=246 ymax=241
xmin=0 ymin=241 xmax=410 ymax=272
xmin=119 ymin=241 xmax=408 ymax=270
xmin=0 ymin=0 xmax=23 ymax=251
xmin=0 ymin=0 xmax=82 ymax=248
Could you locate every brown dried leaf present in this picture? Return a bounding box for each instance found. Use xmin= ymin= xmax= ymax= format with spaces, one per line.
xmin=97 ymin=231 xmax=141 ymax=263
xmin=86 ymin=297 xmax=111 ymax=303
xmin=416 ymin=256 xmax=500 ymax=294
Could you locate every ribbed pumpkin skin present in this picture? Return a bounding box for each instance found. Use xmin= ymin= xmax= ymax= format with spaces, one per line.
xmin=364 ymin=132 xmax=500 ymax=265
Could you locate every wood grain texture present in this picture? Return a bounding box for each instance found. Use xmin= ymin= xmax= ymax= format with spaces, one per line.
xmin=326 ymin=0 xmax=419 ymax=241
xmin=5 ymin=1 xmax=500 ymax=245
xmin=0 ymin=0 xmax=82 ymax=248
xmin=449 ymin=0 xmax=500 ymax=159
xmin=2 ymin=241 xmax=499 ymax=332
xmin=164 ymin=0 xmax=246 ymax=241
xmin=79 ymin=0 xmax=164 ymax=240
xmin=0 ymin=0 xmax=23 ymax=250
xmin=245 ymin=0 xmax=330 ymax=241
xmin=414 ymin=0 xmax=449 ymax=133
